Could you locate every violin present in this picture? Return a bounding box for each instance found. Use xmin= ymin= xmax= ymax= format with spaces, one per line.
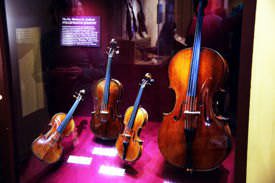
xmin=158 ymin=0 xmax=232 ymax=171
xmin=90 ymin=39 xmax=123 ymax=140
xmin=32 ymin=90 xmax=85 ymax=164
xmin=116 ymin=73 xmax=153 ymax=162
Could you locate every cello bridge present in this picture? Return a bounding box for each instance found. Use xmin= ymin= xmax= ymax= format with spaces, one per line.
xmin=184 ymin=110 xmax=201 ymax=115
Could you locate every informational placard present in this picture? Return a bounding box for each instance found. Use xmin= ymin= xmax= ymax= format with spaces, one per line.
xmin=61 ymin=16 xmax=100 ymax=47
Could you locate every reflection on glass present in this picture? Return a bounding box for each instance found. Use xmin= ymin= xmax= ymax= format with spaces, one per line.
xmin=16 ymin=27 xmax=45 ymax=117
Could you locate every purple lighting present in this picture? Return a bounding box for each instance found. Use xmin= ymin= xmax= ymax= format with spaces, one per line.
xmin=21 ymin=117 xmax=235 ymax=183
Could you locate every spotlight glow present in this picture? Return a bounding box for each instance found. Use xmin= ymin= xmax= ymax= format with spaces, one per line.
xmin=67 ymin=155 xmax=92 ymax=165
xmin=98 ymin=165 xmax=125 ymax=176
xmin=92 ymin=147 xmax=117 ymax=157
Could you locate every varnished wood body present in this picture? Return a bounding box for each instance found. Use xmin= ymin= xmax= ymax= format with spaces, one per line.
xmin=158 ymin=48 xmax=232 ymax=171
xmin=31 ymin=113 xmax=75 ymax=163
xmin=116 ymin=106 xmax=148 ymax=162
xmin=90 ymin=79 xmax=123 ymax=140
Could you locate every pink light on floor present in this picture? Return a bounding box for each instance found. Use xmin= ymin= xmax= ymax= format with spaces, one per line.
xmin=92 ymin=147 xmax=117 ymax=157
xmin=98 ymin=165 xmax=125 ymax=176
xmin=67 ymin=155 xmax=92 ymax=165
xmin=20 ymin=118 xmax=235 ymax=183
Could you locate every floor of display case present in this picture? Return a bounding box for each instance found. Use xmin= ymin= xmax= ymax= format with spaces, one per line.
xmin=20 ymin=116 xmax=235 ymax=183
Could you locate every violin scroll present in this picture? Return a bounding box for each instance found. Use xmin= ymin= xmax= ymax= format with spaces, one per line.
xmin=106 ymin=38 xmax=120 ymax=57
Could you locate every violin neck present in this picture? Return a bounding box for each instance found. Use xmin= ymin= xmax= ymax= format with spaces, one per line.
xmin=187 ymin=0 xmax=204 ymax=97
xmin=103 ymin=56 xmax=112 ymax=105
xmin=57 ymin=97 xmax=81 ymax=134
xmin=127 ymin=85 xmax=145 ymax=129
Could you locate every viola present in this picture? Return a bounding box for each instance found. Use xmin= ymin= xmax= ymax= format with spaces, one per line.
xmin=158 ymin=0 xmax=232 ymax=171
xmin=32 ymin=90 xmax=85 ymax=164
xmin=116 ymin=73 xmax=153 ymax=162
xmin=90 ymin=39 xmax=123 ymax=140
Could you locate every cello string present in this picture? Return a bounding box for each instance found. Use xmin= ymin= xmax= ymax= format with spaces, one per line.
xmin=186 ymin=0 xmax=203 ymax=129
xmin=187 ymin=37 xmax=199 ymax=128
xmin=193 ymin=0 xmax=204 ymax=98
xmin=192 ymin=4 xmax=202 ymax=97
xmin=192 ymin=0 xmax=203 ymax=105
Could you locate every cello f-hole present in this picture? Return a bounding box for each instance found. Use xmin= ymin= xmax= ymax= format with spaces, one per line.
xmin=173 ymin=102 xmax=184 ymax=121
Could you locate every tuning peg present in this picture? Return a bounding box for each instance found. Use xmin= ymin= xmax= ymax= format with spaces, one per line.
xmin=73 ymin=89 xmax=85 ymax=98
xmin=145 ymin=73 xmax=152 ymax=79
xmin=147 ymin=80 xmax=154 ymax=86
xmin=110 ymin=38 xmax=117 ymax=45
xmin=79 ymin=89 xmax=86 ymax=95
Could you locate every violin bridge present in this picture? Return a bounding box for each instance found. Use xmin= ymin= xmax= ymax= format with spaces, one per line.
xmin=135 ymin=139 xmax=143 ymax=145
xmin=122 ymin=133 xmax=131 ymax=139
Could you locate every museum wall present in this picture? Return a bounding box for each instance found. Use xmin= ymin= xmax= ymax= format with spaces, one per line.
xmin=246 ymin=0 xmax=275 ymax=182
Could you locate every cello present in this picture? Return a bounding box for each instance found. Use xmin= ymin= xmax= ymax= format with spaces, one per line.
xmin=32 ymin=89 xmax=85 ymax=163
xmin=90 ymin=39 xmax=123 ymax=140
xmin=158 ymin=0 xmax=232 ymax=171
xmin=116 ymin=73 xmax=153 ymax=162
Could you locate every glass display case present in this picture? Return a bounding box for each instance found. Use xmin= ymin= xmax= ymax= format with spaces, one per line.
xmin=0 ymin=0 xmax=256 ymax=183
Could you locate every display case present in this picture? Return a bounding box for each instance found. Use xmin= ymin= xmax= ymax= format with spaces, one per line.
xmin=0 ymin=0 xmax=258 ymax=183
